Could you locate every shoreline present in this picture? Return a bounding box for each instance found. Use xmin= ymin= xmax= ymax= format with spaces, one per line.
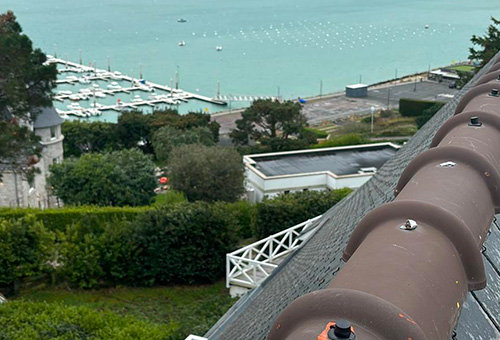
xmin=211 ymin=63 xmax=469 ymax=118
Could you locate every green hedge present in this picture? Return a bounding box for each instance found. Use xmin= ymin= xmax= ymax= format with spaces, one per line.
xmin=0 ymin=301 xmax=171 ymax=340
xmin=304 ymin=127 xmax=328 ymax=139
xmin=0 ymin=202 xmax=237 ymax=290
xmin=253 ymin=189 xmax=352 ymax=238
xmin=312 ymin=134 xmax=369 ymax=148
xmin=399 ymin=98 xmax=445 ymax=117
xmin=0 ymin=190 xmax=350 ymax=290
xmin=416 ymin=103 xmax=444 ymax=128
xmin=0 ymin=206 xmax=148 ymax=232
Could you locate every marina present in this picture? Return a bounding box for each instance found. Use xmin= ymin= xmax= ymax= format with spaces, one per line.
xmin=46 ymin=56 xmax=227 ymax=118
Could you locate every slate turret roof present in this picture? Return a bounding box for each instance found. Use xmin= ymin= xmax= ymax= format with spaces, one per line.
xmin=33 ymin=106 xmax=64 ymax=129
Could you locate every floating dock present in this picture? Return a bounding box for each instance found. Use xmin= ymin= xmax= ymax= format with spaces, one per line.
xmin=46 ymin=56 xmax=226 ymax=117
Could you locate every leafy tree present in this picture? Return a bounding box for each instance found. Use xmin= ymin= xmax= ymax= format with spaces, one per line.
xmin=169 ymin=144 xmax=244 ymax=202
xmin=48 ymin=149 xmax=156 ymax=206
xmin=231 ymin=99 xmax=308 ymax=151
xmin=0 ymin=11 xmax=57 ymax=179
xmin=469 ymin=16 xmax=500 ymax=67
xmin=116 ymin=111 xmax=153 ymax=152
xmin=152 ymin=126 xmax=214 ymax=163
xmin=116 ymin=109 xmax=220 ymax=154
xmin=150 ymin=110 xmax=220 ymax=142
xmin=61 ymin=120 xmax=119 ymax=157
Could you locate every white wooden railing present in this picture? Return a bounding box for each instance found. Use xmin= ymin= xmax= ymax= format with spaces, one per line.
xmin=226 ymin=215 xmax=323 ymax=290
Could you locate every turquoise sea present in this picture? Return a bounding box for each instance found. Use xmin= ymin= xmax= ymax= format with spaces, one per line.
xmin=2 ymin=0 xmax=498 ymax=119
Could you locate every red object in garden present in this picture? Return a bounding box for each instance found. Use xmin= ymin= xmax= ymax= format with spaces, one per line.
xmin=159 ymin=177 xmax=169 ymax=184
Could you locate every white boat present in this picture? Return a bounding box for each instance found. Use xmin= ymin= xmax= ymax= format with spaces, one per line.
xmin=57 ymin=90 xmax=72 ymax=96
xmin=87 ymin=108 xmax=102 ymax=116
xmin=177 ymin=18 xmax=187 ymax=23
xmin=110 ymin=71 xmax=122 ymax=80
xmin=94 ymin=92 xmax=107 ymax=98
xmin=92 ymin=83 xmax=100 ymax=88
xmin=79 ymin=89 xmax=92 ymax=94
xmin=78 ymin=78 xmax=90 ymax=84
xmin=137 ymin=85 xmax=154 ymax=92
xmin=132 ymin=95 xmax=143 ymax=103
xmin=66 ymin=75 xmax=78 ymax=81
xmin=69 ymin=94 xmax=81 ymax=101
xmin=67 ymin=103 xmax=82 ymax=110
xmin=107 ymin=83 xmax=122 ymax=90
xmin=216 ymin=46 xmax=223 ymax=51
xmin=178 ymin=41 xmax=186 ymax=46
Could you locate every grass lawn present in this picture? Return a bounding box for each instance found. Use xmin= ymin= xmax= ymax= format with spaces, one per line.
xmin=16 ymin=281 xmax=236 ymax=340
xmin=449 ymin=65 xmax=476 ymax=73
xmin=153 ymin=190 xmax=187 ymax=206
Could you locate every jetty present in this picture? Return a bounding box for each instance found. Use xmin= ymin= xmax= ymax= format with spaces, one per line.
xmin=46 ymin=56 xmax=226 ymax=117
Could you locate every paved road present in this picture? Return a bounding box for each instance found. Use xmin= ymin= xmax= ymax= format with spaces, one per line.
xmin=302 ymin=80 xmax=458 ymax=125
xmin=213 ymin=80 xmax=458 ymax=134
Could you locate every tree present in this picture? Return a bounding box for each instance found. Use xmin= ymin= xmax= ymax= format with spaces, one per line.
xmin=169 ymin=144 xmax=244 ymax=202
xmin=48 ymin=149 xmax=156 ymax=206
xmin=469 ymin=16 xmax=500 ymax=67
xmin=61 ymin=120 xmax=119 ymax=157
xmin=230 ymin=99 xmax=308 ymax=151
xmin=116 ymin=111 xmax=153 ymax=152
xmin=152 ymin=126 xmax=214 ymax=163
xmin=116 ymin=109 xmax=221 ymax=154
xmin=0 ymin=11 xmax=57 ymax=179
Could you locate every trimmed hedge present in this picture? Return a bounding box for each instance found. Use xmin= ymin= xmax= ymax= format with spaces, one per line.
xmin=254 ymin=189 xmax=352 ymax=238
xmin=399 ymin=98 xmax=445 ymax=117
xmin=312 ymin=134 xmax=369 ymax=148
xmin=0 ymin=202 xmax=237 ymax=290
xmin=0 ymin=301 xmax=171 ymax=340
xmin=0 ymin=190 xmax=350 ymax=290
xmin=304 ymin=127 xmax=328 ymax=139
xmin=0 ymin=206 xmax=148 ymax=232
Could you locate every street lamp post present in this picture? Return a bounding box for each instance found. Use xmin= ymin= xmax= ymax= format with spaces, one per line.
xmin=370 ymin=106 xmax=375 ymax=134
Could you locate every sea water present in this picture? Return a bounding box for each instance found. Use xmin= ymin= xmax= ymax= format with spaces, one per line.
xmin=3 ymin=0 xmax=498 ymax=120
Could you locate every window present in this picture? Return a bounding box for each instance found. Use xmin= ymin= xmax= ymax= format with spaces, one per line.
xmin=50 ymin=126 xmax=57 ymax=140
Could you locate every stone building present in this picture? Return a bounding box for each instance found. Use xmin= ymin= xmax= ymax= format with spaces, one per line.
xmin=0 ymin=107 xmax=64 ymax=208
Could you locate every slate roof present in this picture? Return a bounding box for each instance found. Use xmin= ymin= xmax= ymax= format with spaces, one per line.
xmin=33 ymin=106 xmax=64 ymax=129
xmin=207 ymin=56 xmax=500 ymax=340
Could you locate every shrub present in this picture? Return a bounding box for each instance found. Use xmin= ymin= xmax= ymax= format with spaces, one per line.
xmin=169 ymin=144 xmax=245 ymax=203
xmin=123 ymin=202 xmax=237 ymax=285
xmin=0 ymin=216 xmax=55 ymax=289
xmin=49 ymin=149 xmax=157 ymax=207
xmin=253 ymin=189 xmax=352 ymax=238
xmin=303 ymin=127 xmax=328 ymax=139
xmin=216 ymin=200 xmax=253 ymax=240
xmin=0 ymin=301 xmax=172 ymax=340
xmin=0 ymin=206 xmax=147 ymax=232
xmin=416 ymin=103 xmax=444 ymax=128
xmin=0 ymin=202 xmax=237 ymax=289
xmin=399 ymin=98 xmax=445 ymax=117
xmin=313 ymin=134 xmax=369 ymax=148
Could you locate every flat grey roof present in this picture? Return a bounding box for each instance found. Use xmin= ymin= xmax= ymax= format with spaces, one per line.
xmin=249 ymin=144 xmax=398 ymax=177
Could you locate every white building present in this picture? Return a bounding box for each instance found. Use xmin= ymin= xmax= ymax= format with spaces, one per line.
xmin=0 ymin=107 xmax=64 ymax=208
xmin=244 ymin=142 xmax=400 ymax=203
